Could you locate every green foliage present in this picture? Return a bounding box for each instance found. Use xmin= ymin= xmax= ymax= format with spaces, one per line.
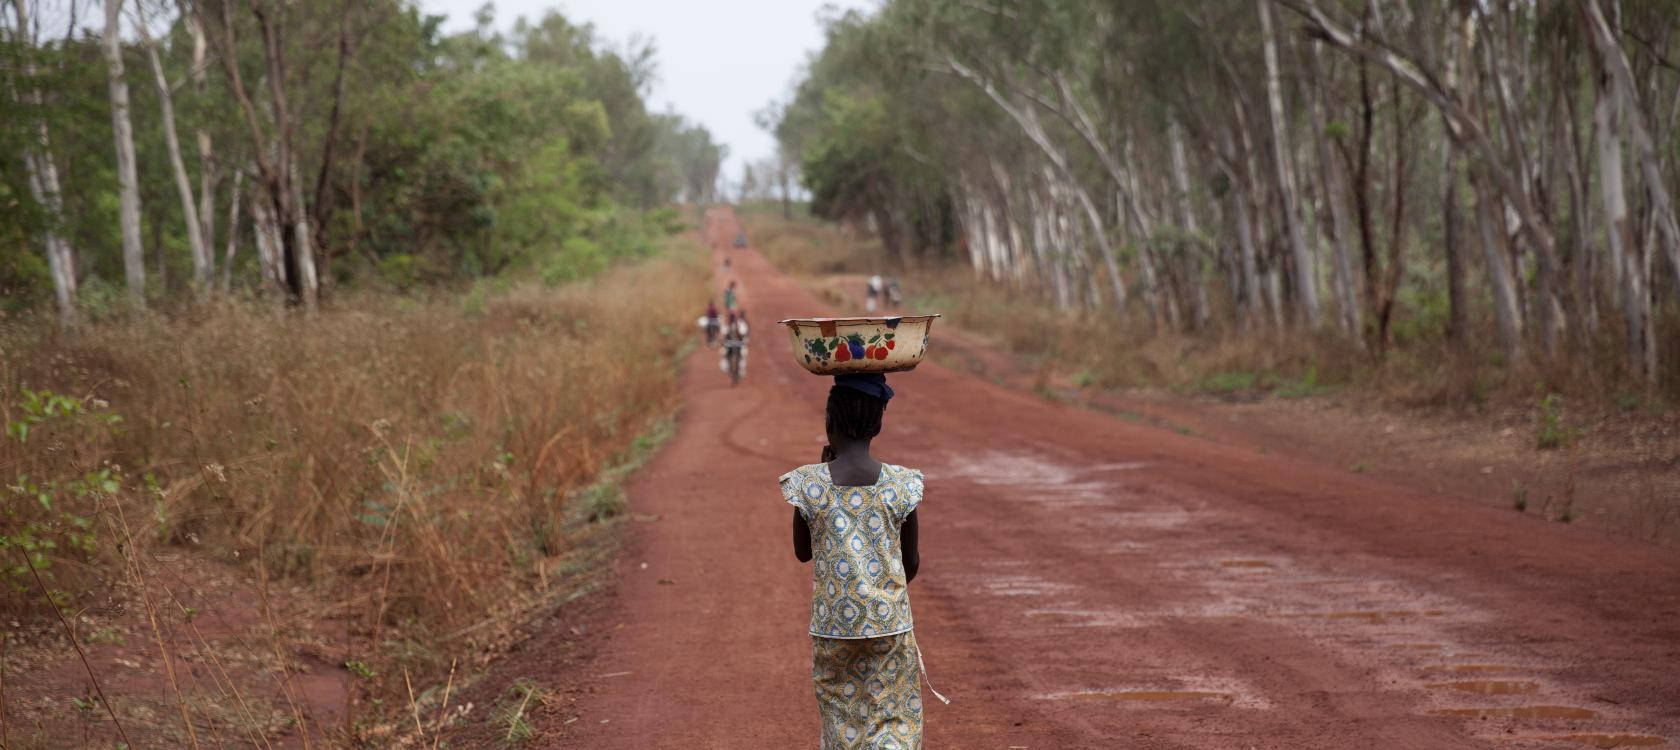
xmin=1614 ymin=392 xmax=1642 ymax=412
xmin=1275 ymin=366 xmax=1336 ymax=399
xmin=582 ymin=482 xmax=627 ymax=522
xmin=2 ymin=390 xmax=123 ymax=609
xmin=495 ymin=679 xmax=544 ymax=745
xmin=3 ymin=2 xmax=717 ymax=304
xmin=377 ymin=254 xmax=423 ymax=291
xmin=1199 ymin=370 xmax=1258 ymax=394
xmin=1535 ymin=393 xmax=1579 ymax=450
xmin=775 ymin=9 xmax=956 ymax=256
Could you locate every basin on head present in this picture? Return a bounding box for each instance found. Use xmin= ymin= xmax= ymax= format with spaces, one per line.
xmin=779 ymin=315 xmax=939 ymax=375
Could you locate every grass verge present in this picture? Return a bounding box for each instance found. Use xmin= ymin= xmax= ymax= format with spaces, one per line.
xmin=0 ymin=238 xmax=708 ymax=744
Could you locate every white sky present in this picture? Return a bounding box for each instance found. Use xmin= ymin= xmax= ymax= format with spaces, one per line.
xmin=418 ymin=0 xmax=875 ymax=178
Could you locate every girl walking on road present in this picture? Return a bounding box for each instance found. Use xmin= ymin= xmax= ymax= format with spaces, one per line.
xmin=781 ymin=374 xmax=939 ymax=749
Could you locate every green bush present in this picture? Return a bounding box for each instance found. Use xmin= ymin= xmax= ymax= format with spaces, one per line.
xmin=378 ymin=253 xmax=422 ymax=290
xmin=1535 ymin=393 xmax=1578 ymax=450
xmin=1199 ymin=370 xmax=1258 ymax=394
xmin=2 ymin=390 xmax=124 ymax=610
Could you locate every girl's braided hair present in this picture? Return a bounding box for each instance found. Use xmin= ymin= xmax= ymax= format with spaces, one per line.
xmin=826 ymin=385 xmax=886 ymax=440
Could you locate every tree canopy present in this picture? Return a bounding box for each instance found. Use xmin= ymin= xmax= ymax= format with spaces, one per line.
xmin=2 ymin=0 xmax=725 ymax=313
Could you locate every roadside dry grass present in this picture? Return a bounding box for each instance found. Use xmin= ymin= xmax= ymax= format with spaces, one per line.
xmin=743 ymin=209 xmax=1675 ymax=410
xmin=745 ymin=207 xmax=893 ymax=277
xmin=0 ymin=241 xmax=707 ymax=745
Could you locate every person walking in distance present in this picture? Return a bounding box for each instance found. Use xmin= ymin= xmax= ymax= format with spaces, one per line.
xmin=780 ymin=374 xmax=945 ymax=748
xmin=719 ymin=311 xmax=746 ymax=385
xmin=865 ymin=275 xmax=882 ymax=313
xmin=724 ymin=279 xmax=739 ymax=312
xmin=733 ymin=308 xmax=751 ymax=378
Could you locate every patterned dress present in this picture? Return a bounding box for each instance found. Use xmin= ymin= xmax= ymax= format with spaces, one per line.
xmin=781 ymin=462 xmax=925 ymax=750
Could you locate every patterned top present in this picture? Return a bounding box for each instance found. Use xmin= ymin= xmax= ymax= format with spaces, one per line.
xmin=781 ymin=462 xmax=923 ymax=639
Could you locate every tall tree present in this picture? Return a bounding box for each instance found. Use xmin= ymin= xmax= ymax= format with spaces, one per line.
xmin=135 ymin=3 xmax=210 ymax=292
xmin=7 ymin=0 xmax=78 ymax=322
xmin=1258 ymin=0 xmax=1320 ymax=327
xmin=104 ymin=0 xmax=145 ymax=304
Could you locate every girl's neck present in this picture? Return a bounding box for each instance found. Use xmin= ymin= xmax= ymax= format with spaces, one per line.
xmin=826 ymin=439 xmax=881 ymax=486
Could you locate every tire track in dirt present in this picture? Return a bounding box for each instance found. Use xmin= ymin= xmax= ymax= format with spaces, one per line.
xmin=544 ymin=208 xmax=1679 ymax=749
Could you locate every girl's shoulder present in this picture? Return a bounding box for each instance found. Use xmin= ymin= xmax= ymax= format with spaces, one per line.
xmin=879 ymin=463 xmax=924 ymax=482
xmin=778 ymin=463 xmax=829 ymax=487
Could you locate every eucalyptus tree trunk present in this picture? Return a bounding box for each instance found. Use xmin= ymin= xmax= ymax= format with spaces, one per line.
xmin=104 ymin=0 xmax=145 ymax=304
xmin=1123 ymin=138 xmax=1177 ymax=330
xmin=289 ymin=153 xmax=320 ymax=311
xmin=1234 ymin=104 xmax=1270 ymax=328
xmin=1038 ymin=70 xmax=1166 ymax=324
xmin=1041 ymin=168 xmax=1080 ymax=310
xmin=1581 ymin=0 xmax=1680 ymax=296
xmin=1303 ymin=41 xmax=1360 ymax=341
xmin=1168 ymin=117 xmax=1211 ymax=330
xmin=1275 ymin=0 xmax=1561 ymax=298
xmin=1479 ymin=14 xmax=1561 ymax=358
xmin=139 ymin=21 xmax=211 ymax=292
xmin=1441 ymin=146 xmax=1468 ymax=348
xmin=19 ymin=144 xmax=78 ymax=322
xmin=1560 ymin=75 xmax=1598 ymax=342
xmin=1027 ymin=184 xmax=1072 ymax=310
xmin=945 ymin=56 xmax=1130 ymax=316
xmin=1257 ymin=0 xmax=1320 ymax=328
xmin=1593 ymin=58 xmax=1653 ymax=383
xmin=199 ymin=0 xmax=318 ymax=310
xmin=1214 ymin=118 xmax=1261 ymax=329
xmin=187 ymin=13 xmax=217 ymax=278
xmin=1473 ymin=175 xmax=1525 ymax=362
xmin=250 ymin=190 xmax=286 ymax=293
xmin=221 ymin=169 xmax=243 ymax=292
xmin=10 ymin=0 xmax=77 ymax=323
xmin=779 ymin=160 xmax=793 ymax=220
xmin=1168 ymin=116 xmax=1198 ymax=236
xmin=990 ymin=160 xmax=1028 ymax=281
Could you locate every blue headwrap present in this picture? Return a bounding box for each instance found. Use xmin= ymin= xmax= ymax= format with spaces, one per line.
xmin=833 ymin=372 xmax=893 ymax=402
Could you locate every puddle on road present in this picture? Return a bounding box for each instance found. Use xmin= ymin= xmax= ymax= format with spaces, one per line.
xmin=1555 ymin=735 xmax=1666 ymax=748
xmin=1433 ymin=706 xmax=1599 ymax=720
xmin=1427 ymin=680 xmax=1539 ymax=695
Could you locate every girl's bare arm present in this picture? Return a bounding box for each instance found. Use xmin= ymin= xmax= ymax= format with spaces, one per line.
xmin=901 ymin=509 xmax=919 ymax=583
xmin=793 ymin=510 xmax=812 ymax=562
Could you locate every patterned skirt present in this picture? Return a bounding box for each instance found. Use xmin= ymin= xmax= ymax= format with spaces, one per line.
xmin=811 ymin=631 xmax=924 ymax=749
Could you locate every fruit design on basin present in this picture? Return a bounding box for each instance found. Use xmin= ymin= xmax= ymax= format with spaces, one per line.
xmin=807 ymin=331 xmax=897 ymax=363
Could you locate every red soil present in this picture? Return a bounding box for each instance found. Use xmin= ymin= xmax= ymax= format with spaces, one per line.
xmin=539 ymin=208 xmax=1678 ymax=748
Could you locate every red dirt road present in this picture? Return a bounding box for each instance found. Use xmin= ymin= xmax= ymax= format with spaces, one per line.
xmin=554 ymin=209 xmax=1680 ymax=748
